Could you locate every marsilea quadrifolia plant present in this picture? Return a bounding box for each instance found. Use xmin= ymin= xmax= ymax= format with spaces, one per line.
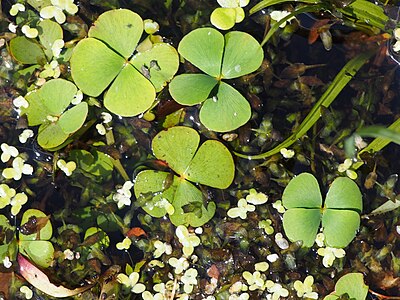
xmin=70 ymin=9 xmax=179 ymax=117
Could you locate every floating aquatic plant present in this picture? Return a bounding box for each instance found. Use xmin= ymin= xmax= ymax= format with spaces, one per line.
xmin=169 ymin=28 xmax=263 ymax=132
xmin=282 ymin=173 xmax=362 ymax=248
xmin=70 ymin=9 xmax=179 ymax=117
xmin=134 ymin=126 xmax=235 ymax=226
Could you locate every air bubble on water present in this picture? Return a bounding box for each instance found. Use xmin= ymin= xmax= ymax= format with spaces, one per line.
xmin=212 ymin=96 xmax=218 ymax=102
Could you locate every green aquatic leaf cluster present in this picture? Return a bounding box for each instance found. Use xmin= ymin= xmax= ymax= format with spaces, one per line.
xmin=169 ymin=28 xmax=264 ymax=132
xmin=134 ymin=126 xmax=235 ymax=226
xmin=70 ymin=9 xmax=179 ymax=117
xmin=22 ymin=79 xmax=88 ymax=150
xmin=324 ymin=273 xmax=368 ymax=300
xmin=282 ymin=173 xmax=362 ymax=248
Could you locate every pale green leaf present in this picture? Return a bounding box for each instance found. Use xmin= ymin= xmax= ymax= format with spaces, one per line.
xmin=178 ymin=28 xmax=224 ymax=77
xmin=70 ymin=38 xmax=125 ymax=97
xmin=185 ymin=140 xmax=235 ymax=189
xmin=282 ymin=208 xmax=321 ymax=247
xmin=19 ymin=240 xmax=54 ymax=268
xmin=58 ymin=102 xmax=88 ymax=134
xmin=88 ymin=9 xmax=143 ymax=58
xmin=210 ymin=8 xmax=236 ymax=30
xmin=169 ymin=74 xmax=218 ymax=105
xmin=37 ymin=122 xmax=69 ymax=149
xmin=152 ymin=126 xmax=199 ymax=175
xmin=325 ymin=177 xmax=362 ymax=212
xmin=20 ymin=209 xmax=52 ymax=241
xmin=221 ymin=31 xmax=263 ymax=79
xmin=199 ymin=81 xmax=251 ymax=132
xmin=282 ymin=173 xmax=322 ymax=209
xmin=322 ymin=209 xmax=360 ymax=248
xmin=104 ymin=63 xmax=155 ymax=116
xmin=10 ymin=36 xmax=46 ymax=65
xmin=39 ymin=79 xmax=77 ymax=115
xmin=37 ymin=19 xmax=63 ymax=60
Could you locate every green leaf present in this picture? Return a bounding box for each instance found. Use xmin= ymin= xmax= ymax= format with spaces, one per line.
xmin=199 ymin=81 xmax=251 ymax=132
xmin=169 ymin=74 xmax=218 ymax=105
xmin=104 ymin=63 xmax=155 ymax=116
xmin=322 ymin=209 xmax=360 ymax=248
xmin=9 ymin=36 xmax=46 ymax=65
xmin=324 ymin=273 xmax=368 ymax=300
xmin=37 ymin=122 xmax=69 ymax=149
xmin=221 ymin=31 xmax=263 ymax=79
xmin=58 ymin=102 xmax=88 ymax=134
xmin=19 ymin=240 xmax=54 ymax=268
xmin=170 ymin=180 xmax=216 ymax=227
xmin=69 ymin=149 xmax=113 ymax=179
xmin=282 ymin=173 xmax=322 ymax=209
xmin=0 ymin=215 xmax=15 ymax=262
xmin=210 ymin=8 xmax=236 ymax=30
xmin=39 ymin=79 xmax=77 ymax=115
xmin=37 ymin=19 xmax=63 ymax=60
xmin=282 ymin=208 xmax=321 ymax=247
xmin=369 ymin=198 xmax=400 ymax=216
xmin=130 ymin=43 xmax=179 ymax=92
xmin=84 ymin=227 xmax=110 ymax=248
xmin=88 ymin=9 xmax=143 ymax=58
xmin=152 ymin=127 xmax=200 ymax=175
xmin=24 ymin=90 xmax=49 ymax=126
xmin=134 ymin=170 xmax=177 ymax=218
xmin=70 ymin=38 xmax=125 ymax=97
xmin=185 ymin=140 xmax=235 ymax=189
xmin=178 ymin=28 xmax=224 ymax=77
xmin=20 ymin=209 xmax=52 ymax=241
xmin=325 ymin=177 xmax=362 ymax=212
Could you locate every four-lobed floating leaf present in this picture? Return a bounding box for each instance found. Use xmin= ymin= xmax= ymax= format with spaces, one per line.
xmin=22 ymin=79 xmax=88 ymax=150
xmin=70 ymin=9 xmax=179 ymax=117
xmin=134 ymin=126 xmax=235 ymax=226
xmin=282 ymin=173 xmax=362 ymax=248
xmin=169 ymin=28 xmax=263 ymax=132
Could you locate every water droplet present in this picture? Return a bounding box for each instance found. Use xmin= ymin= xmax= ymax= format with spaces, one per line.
xmin=234 ymin=65 xmax=241 ymax=72
xmin=233 ymin=112 xmax=237 ymax=117
xmin=208 ymin=31 xmax=211 ymax=35
xmin=212 ymin=96 xmax=218 ymax=102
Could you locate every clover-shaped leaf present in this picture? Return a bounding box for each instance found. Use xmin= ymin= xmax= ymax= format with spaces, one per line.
xmin=23 ymin=79 xmax=88 ymax=150
xmin=169 ymin=28 xmax=263 ymax=132
xmin=19 ymin=209 xmax=54 ymax=268
xmin=282 ymin=173 xmax=362 ymax=248
xmin=134 ymin=126 xmax=234 ymax=226
xmin=10 ymin=20 xmax=63 ymax=64
xmin=70 ymin=9 xmax=179 ymax=117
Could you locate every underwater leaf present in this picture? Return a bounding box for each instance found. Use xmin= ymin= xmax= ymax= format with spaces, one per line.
xmin=185 ymin=140 xmax=235 ymax=189
xmin=134 ymin=170 xmax=177 ymax=218
xmin=19 ymin=209 xmax=52 ymax=241
xmin=130 ymin=43 xmax=179 ymax=92
xmin=169 ymin=74 xmax=218 ymax=105
xmin=178 ymin=28 xmax=224 ymax=77
xmin=282 ymin=173 xmax=322 ymax=209
xmin=69 ymin=149 xmax=113 ymax=179
xmin=39 ymin=79 xmax=77 ymax=115
xmin=199 ymin=81 xmax=251 ymax=132
xmin=169 ymin=179 xmax=216 ymax=227
xmin=70 ymin=38 xmax=125 ymax=97
xmin=88 ymin=9 xmax=143 ymax=58
xmin=9 ymin=36 xmax=46 ymax=65
xmin=325 ymin=177 xmax=362 ymax=212
xmin=324 ymin=273 xmax=368 ymax=300
xmin=221 ymin=31 xmax=263 ymax=79
xmin=37 ymin=19 xmax=63 ymax=60
xmin=322 ymin=209 xmax=360 ymax=248
xmin=152 ymin=127 xmax=200 ymax=175
xmin=37 ymin=123 xmax=68 ymax=150
xmin=104 ymin=63 xmax=155 ymax=116
xmin=19 ymin=240 xmax=54 ymax=268
xmin=210 ymin=8 xmax=237 ymax=30
xmin=58 ymin=102 xmax=88 ymax=134
xmin=282 ymin=208 xmax=321 ymax=247
xmin=0 ymin=215 xmax=15 ymax=262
